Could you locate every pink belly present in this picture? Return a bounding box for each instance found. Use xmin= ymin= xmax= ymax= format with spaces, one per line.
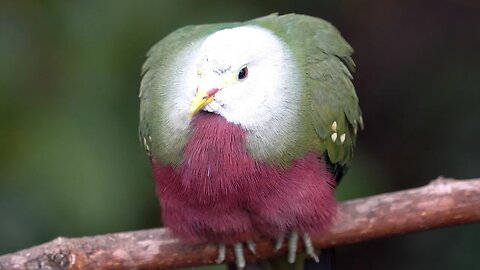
xmin=153 ymin=112 xmax=336 ymax=244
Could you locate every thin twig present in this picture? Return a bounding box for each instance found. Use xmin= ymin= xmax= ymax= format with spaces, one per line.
xmin=1 ymin=177 xmax=479 ymax=270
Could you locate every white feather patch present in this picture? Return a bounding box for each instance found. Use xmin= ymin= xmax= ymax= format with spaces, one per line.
xmin=164 ymin=26 xmax=302 ymax=160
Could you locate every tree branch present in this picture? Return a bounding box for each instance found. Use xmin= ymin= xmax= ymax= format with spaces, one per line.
xmin=1 ymin=177 xmax=479 ymax=270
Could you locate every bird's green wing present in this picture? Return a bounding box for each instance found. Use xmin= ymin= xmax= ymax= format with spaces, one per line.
xmin=139 ymin=22 xmax=239 ymax=164
xmin=253 ymin=14 xmax=363 ymax=166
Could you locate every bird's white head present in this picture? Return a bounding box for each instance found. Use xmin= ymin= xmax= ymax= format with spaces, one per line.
xmin=188 ymin=26 xmax=300 ymax=129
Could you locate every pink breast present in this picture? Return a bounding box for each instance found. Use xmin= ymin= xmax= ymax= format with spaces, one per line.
xmin=153 ymin=112 xmax=336 ymax=243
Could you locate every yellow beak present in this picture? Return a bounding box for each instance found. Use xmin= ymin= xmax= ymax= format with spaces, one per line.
xmin=189 ymin=72 xmax=236 ymax=118
xmin=189 ymin=88 xmax=217 ymax=118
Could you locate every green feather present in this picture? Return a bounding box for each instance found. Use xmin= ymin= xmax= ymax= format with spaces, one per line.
xmin=139 ymin=13 xmax=363 ymax=167
xmin=249 ymin=14 xmax=363 ymax=166
xmin=139 ymin=22 xmax=240 ymax=165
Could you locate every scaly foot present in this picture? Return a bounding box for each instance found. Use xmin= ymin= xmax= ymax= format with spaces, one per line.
xmin=216 ymin=240 xmax=256 ymax=269
xmin=274 ymin=230 xmax=319 ymax=263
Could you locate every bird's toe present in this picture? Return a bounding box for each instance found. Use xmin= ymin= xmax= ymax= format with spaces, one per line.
xmin=302 ymin=233 xmax=319 ymax=263
xmin=233 ymin=243 xmax=246 ymax=269
xmin=287 ymin=230 xmax=299 ymax=263
xmin=278 ymin=230 xmax=320 ymax=264
xmin=216 ymin=243 xmax=226 ymax=264
xmin=215 ymin=240 xmax=257 ymax=269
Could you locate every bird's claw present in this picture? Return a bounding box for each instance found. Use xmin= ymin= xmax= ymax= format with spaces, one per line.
xmin=302 ymin=233 xmax=319 ymax=263
xmin=216 ymin=243 xmax=226 ymax=264
xmin=274 ymin=235 xmax=285 ymax=252
xmin=275 ymin=230 xmax=319 ymax=263
xmin=215 ymin=241 xmax=256 ymax=269
xmin=246 ymin=240 xmax=256 ymax=255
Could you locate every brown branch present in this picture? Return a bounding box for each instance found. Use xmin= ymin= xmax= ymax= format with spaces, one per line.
xmin=1 ymin=177 xmax=479 ymax=270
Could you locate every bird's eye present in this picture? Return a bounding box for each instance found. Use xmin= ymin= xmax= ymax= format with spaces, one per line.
xmin=238 ymin=66 xmax=248 ymax=80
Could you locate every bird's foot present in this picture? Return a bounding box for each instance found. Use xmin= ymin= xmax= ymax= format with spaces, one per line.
xmin=216 ymin=240 xmax=256 ymax=269
xmin=274 ymin=230 xmax=319 ymax=263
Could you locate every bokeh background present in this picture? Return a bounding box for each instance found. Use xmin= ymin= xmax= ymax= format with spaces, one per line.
xmin=1 ymin=0 xmax=479 ymax=269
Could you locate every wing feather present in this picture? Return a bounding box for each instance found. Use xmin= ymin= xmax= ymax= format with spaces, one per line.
xmin=255 ymin=14 xmax=363 ymax=166
xmin=139 ymin=23 xmax=237 ymax=164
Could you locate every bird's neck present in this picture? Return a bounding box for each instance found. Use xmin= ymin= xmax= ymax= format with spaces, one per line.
xmin=176 ymin=112 xmax=255 ymax=198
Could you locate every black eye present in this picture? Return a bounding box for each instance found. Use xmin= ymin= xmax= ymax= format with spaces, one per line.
xmin=238 ymin=66 xmax=248 ymax=80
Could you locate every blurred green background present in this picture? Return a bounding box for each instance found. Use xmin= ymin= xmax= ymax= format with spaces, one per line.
xmin=1 ymin=0 xmax=479 ymax=269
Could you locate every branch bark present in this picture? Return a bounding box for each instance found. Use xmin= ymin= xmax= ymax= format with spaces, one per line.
xmin=1 ymin=177 xmax=479 ymax=270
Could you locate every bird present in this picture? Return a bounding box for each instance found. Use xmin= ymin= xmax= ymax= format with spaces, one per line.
xmin=139 ymin=13 xmax=362 ymax=269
